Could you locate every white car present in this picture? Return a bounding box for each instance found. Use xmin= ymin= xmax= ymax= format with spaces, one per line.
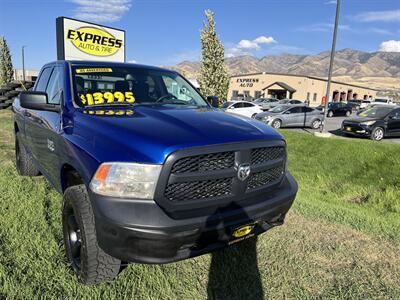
xmin=223 ymin=101 xmax=263 ymax=118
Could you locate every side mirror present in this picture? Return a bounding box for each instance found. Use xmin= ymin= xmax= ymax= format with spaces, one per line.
xmin=20 ymin=91 xmax=60 ymax=112
xmin=207 ymin=96 xmax=219 ymax=108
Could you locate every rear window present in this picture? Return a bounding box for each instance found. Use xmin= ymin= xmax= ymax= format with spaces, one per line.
xmin=71 ymin=66 xmax=207 ymax=108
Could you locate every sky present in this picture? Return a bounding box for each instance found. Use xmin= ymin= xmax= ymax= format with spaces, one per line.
xmin=0 ymin=0 xmax=399 ymax=70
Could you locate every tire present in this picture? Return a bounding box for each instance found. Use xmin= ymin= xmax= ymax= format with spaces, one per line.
xmin=15 ymin=132 xmax=40 ymax=176
xmin=327 ymin=110 xmax=333 ymax=117
xmin=271 ymin=119 xmax=282 ymax=129
xmin=311 ymin=119 xmax=321 ymax=129
xmin=62 ymin=185 xmax=121 ymax=285
xmin=251 ymin=113 xmax=257 ymax=119
xmin=370 ymin=127 xmax=384 ymax=141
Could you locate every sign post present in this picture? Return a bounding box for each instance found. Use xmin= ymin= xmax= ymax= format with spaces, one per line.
xmin=56 ymin=17 xmax=125 ymax=62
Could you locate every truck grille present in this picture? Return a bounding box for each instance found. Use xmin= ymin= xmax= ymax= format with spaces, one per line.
xmin=165 ymin=177 xmax=233 ymax=202
xmin=158 ymin=143 xmax=286 ymax=204
xmin=171 ymin=152 xmax=235 ymax=173
xmin=251 ymin=147 xmax=285 ymax=165
xmin=247 ymin=166 xmax=285 ymax=191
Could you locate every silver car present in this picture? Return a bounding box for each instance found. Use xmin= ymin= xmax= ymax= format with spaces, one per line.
xmin=262 ymin=99 xmax=304 ymax=111
xmin=255 ymin=105 xmax=323 ymax=129
xmin=253 ymin=98 xmax=279 ymax=110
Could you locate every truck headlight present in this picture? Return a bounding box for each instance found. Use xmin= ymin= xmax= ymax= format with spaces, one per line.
xmin=360 ymin=121 xmax=376 ymax=126
xmin=90 ymin=162 xmax=162 ymax=199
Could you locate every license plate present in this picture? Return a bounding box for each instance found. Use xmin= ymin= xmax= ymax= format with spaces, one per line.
xmin=228 ymin=223 xmax=256 ymax=245
xmin=345 ymin=127 xmax=352 ymax=132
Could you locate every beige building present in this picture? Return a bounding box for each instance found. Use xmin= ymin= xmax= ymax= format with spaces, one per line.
xmin=228 ymin=72 xmax=378 ymax=106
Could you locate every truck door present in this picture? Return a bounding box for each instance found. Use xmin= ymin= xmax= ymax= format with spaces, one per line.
xmin=25 ymin=66 xmax=63 ymax=183
xmin=24 ymin=66 xmax=53 ymax=159
xmin=35 ymin=66 xmax=64 ymax=183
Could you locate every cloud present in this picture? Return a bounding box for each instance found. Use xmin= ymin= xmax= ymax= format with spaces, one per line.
xmin=354 ymin=10 xmax=400 ymax=22
xmin=226 ymin=36 xmax=276 ymax=57
xmin=379 ymin=40 xmax=400 ymax=52
xmin=71 ymin=0 xmax=132 ymax=23
xmin=368 ymin=28 xmax=392 ymax=35
xmin=128 ymin=59 xmax=137 ymax=63
xmin=296 ymin=23 xmax=351 ymax=32
xmin=237 ymin=40 xmax=260 ymax=50
xmin=324 ymin=0 xmax=337 ymax=4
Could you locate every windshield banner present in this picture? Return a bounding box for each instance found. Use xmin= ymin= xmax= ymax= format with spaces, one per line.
xmin=56 ymin=17 xmax=125 ymax=62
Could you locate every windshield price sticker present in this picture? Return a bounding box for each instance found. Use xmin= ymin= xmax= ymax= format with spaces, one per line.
xmin=80 ymin=91 xmax=135 ymax=106
xmin=76 ymin=68 xmax=113 ymax=74
xmin=83 ymin=110 xmax=134 ymax=116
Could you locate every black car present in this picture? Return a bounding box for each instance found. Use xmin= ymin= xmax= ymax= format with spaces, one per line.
xmin=320 ymin=102 xmax=352 ymax=117
xmin=341 ymin=106 xmax=400 ymax=141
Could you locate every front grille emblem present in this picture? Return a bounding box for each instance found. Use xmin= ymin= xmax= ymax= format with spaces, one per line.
xmin=237 ymin=163 xmax=251 ymax=181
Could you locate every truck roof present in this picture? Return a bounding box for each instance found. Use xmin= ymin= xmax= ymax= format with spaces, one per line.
xmin=45 ymin=60 xmax=176 ymax=73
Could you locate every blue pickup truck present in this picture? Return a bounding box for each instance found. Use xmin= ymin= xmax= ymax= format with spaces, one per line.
xmin=12 ymin=60 xmax=297 ymax=284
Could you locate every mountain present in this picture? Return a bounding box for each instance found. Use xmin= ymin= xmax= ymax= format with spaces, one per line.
xmin=170 ymin=49 xmax=400 ymax=90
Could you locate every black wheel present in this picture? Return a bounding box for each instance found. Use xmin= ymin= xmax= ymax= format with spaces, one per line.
xmin=311 ymin=119 xmax=321 ymax=129
xmin=345 ymin=110 xmax=351 ymax=117
xmin=62 ymin=185 xmax=121 ymax=285
xmin=327 ymin=110 xmax=333 ymax=117
xmin=15 ymin=132 xmax=40 ymax=176
xmin=271 ymin=119 xmax=282 ymax=129
xmin=370 ymin=127 xmax=384 ymax=141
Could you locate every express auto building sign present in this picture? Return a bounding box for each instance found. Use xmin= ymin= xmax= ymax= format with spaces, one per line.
xmin=56 ymin=17 xmax=125 ymax=62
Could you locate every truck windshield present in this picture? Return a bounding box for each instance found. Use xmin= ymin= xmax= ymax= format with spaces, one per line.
xmin=71 ymin=66 xmax=208 ymax=108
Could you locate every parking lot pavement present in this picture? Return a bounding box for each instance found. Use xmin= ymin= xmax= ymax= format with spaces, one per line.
xmin=287 ymin=116 xmax=400 ymax=144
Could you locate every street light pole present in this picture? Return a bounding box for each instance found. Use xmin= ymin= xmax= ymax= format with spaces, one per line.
xmin=321 ymin=0 xmax=340 ymax=133
xmin=22 ymin=46 xmax=27 ymax=82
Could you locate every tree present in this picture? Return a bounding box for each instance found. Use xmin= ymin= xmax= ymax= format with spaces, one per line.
xmin=198 ymin=10 xmax=229 ymax=103
xmin=0 ymin=36 xmax=14 ymax=85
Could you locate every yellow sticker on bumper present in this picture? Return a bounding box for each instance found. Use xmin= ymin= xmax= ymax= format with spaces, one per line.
xmin=76 ymin=68 xmax=113 ymax=73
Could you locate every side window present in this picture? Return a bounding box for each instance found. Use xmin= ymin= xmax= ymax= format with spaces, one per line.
xmin=304 ymin=107 xmax=314 ymax=113
xmin=289 ymin=107 xmax=302 ymax=113
xmin=161 ymin=75 xmax=195 ymax=101
xmin=242 ymin=102 xmax=254 ymax=108
xmin=233 ymin=102 xmax=244 ymax=108
xmin=34 ymin=67 xmax=53 ymax=92
xmin=46 ymin=67 xmax=63 ymax=105
xmin=390 ymin=110 xmax=400 ymax=120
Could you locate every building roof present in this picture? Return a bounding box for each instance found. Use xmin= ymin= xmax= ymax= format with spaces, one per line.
xmin=262 ymin=81 xmax=296 ymax=92
xmin=230 ymin=71 xmax=379 ymax=91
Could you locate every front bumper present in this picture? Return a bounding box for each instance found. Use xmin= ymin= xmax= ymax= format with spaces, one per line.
xmin=89 ymin=172 xmax=298 ymax=264
xmin=341 ymin=123 xmax=373 ymax=136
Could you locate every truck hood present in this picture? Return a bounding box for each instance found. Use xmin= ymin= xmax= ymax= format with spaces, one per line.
xmin=70 ymin=105 xmax=283 ymax=164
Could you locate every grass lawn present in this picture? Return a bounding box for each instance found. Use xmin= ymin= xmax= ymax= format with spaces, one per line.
xmin=0 ymin=109 xmax=399 ymax=299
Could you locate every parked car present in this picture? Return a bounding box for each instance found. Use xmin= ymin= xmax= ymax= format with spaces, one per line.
xmin=317 ymin=102 xmax=352 ymax=117
xmin=253 ymin=98 xmax=279 ymax=110
xmin=261 ymin=99 xmax=303 ymax=111
xmin=255 ymin=105 xmax=323 ymax=129
xmin=223 ymin=100 xmax=263 ymax=118
xmin=12 ymin=60 xmax=298 ymax=284
xmin=342 ymin=105 xmax=400 ymax=141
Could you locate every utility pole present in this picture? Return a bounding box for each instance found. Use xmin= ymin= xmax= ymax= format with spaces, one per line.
xmin=321 ymin=0 xmax=340 ymax=133
xmin=22 ymin=45 xmax=27 ymax=82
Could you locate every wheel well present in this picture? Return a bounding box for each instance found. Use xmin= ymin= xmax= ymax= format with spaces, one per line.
xmin=61 ymin=164 xmax=84 ymax=192
xmin=14 ymin=122 xmax=19 ymax=133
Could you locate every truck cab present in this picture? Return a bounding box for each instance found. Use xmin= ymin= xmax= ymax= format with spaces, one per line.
xmin=13 ymin=60 xmax=297 ymax=284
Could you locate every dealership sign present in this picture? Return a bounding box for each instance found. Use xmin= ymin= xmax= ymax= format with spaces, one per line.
xmin=56 ymin=17 xmax=125 ymax=62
